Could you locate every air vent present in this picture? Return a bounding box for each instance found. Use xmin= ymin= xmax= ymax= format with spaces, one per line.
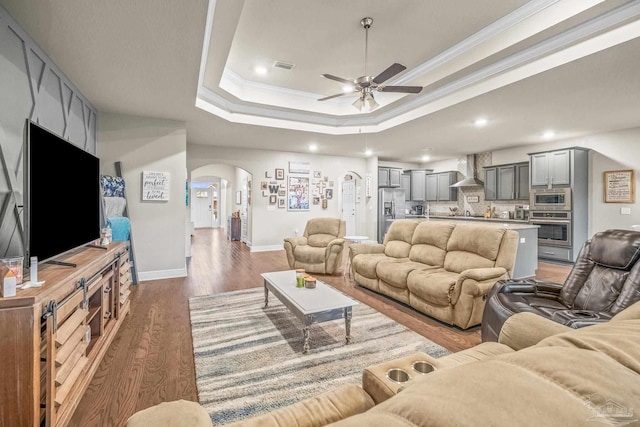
xmin=273 ymin=61 xmax=295 ymax=71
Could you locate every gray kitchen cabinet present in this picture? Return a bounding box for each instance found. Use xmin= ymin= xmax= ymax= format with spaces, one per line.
xmin=401 ymin=173 xmax=411 ymax=201
xmin=425 ymin=174 xmax=438 ymax=201
xmin=426 ymin=172 xmax=457 ymax=201
xmin=484 ymin=162 xmax=528 ymax=200
xmin=410 ymin=170 xmax=426 ymax=201
xmin=378 ymin=168 xmax=390 ymax=187
xmin=530 ymin=149 xmax=571 ymax=187
xmin=516 ymin=163 xmax=529 ymax=200
xmin=378 ymin=167 xmax=402 ymax=187
xmin=437 ymin=172 xmax=458 ymax=201
xmin=484 ymin=167 xmax=497 ymax=200
xmin=389 ymin=168 xmax=402 ymax=187
xmin=497 ymin=165 xmax=515 ymax=200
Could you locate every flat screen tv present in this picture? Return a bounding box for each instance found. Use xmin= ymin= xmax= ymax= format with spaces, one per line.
xmin=24 ymin=120 xmax=100 ymax=264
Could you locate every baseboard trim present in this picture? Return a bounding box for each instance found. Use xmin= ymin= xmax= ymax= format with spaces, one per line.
xmin=250 ymin=245 xmax=284 ymax=253
xmin=138 ymin=267 xmax=187 ymax=281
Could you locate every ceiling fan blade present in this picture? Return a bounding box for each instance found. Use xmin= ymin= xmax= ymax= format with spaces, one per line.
xmin=322 ymin=74 xmax=354 ymax=84
xmin=379 ymin=85 xmax=423 ymax=94
xmin=318 ymin=92 xmax=353 ymax=101
xmin=372 ymin=63 xmax=406 ymax=84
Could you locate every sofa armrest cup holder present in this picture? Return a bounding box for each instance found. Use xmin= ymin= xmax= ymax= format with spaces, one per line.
xmin=386 ymin=368 xmax=411 ymax=384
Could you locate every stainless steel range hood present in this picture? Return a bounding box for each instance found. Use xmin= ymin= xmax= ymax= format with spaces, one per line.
xmin=451 ymin=154 xmax=483 ymax=188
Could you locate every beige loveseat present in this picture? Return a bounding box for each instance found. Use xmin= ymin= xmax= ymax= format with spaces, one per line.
xmin=283 ymin=218 xmax=346 ymax=274
xmin=350 ymin=219 xmax=518 ymax=329
xmin=126 ymin=302 xmax=640 ymax=427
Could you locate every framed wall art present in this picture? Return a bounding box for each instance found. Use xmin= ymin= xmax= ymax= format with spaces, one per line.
xmin=604 ymin=169 xmax=635 ymax=203
xmin=142 ymin=171 xmax=170 ymax=201
xmin=289 ymin=161 xmax=310 ymax=174
xmin=288 ymin=175 xmax=310 ymax=211
xmin=275 ymin=168 xmax=285 ymax=180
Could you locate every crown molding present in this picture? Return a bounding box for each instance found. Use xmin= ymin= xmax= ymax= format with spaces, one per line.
xmin=196 ymin=0 xmax=640 ymax=135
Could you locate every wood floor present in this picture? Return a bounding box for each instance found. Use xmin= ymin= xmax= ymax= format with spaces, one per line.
xmin=71 ymin=228 xmax=571 ymax=426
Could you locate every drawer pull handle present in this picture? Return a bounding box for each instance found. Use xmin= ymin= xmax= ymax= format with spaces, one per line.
xmin=104 ymin=286 xmax=112 ymax=293
xmin=104 ymin=311 xmax=111 ymax=319
xmin=542 ymin=251 xmax=556 ymax=255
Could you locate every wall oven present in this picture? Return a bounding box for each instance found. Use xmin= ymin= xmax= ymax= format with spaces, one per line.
xmin=530 ymin=188 xmax=571 ymax=211
xmin=530 ymin=211 xmax=572 ymax=247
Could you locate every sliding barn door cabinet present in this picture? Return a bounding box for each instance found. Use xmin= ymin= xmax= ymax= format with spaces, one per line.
xmin=0 ymin=242 xmax=132 ymax=427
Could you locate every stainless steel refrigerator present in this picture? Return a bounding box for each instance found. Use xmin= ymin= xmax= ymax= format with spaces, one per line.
xmin=378 ymin=188 xmax=406 ymax=243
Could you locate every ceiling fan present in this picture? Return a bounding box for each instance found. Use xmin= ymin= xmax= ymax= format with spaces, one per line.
xmin=318 ymin=17 xmax=423 ymax=111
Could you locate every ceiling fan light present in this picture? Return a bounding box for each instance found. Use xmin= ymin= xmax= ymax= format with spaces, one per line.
xmin=366 ymin=94 xmax=379 ymax=111
xmin=352 ymin=97 xmax=365 ymax=111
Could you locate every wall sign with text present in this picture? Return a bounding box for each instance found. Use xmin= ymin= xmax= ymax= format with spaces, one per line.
xmin=604 ymin=169 xmax=635 ymax=203
xmin=142 ymin=171 xmax=170 ymax=201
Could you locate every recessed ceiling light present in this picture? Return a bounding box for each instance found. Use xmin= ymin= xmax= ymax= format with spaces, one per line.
xmin=474 ymin=118 xmax=488 ymax=127
xmin=422 ymin=155 xmax=431 ymax=162
xmin=364 ymin=148 xmax=373 ymax=156
xmin=254 ymin=65 xmax=268 ymax=75
xmin=309 ymin=143 xmax=318 ymax=152
xmin=542 ymin=130 xmax=555 ymax=139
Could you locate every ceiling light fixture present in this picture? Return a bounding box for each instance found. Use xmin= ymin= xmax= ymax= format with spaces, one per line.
xmin=474 ymin=118 xmax=488 ymax=127
xmin=422 ymin=155 xmax=431 ymax=162
xmin=254 ymin=65 xmax=267 ymax=75
xmin=318 ymin=17 xmax=422 ymax=112
xmin=352 ymin=91 xmax=379 ymax=112
xmin=309 ymin=143 xmax=318 ymax=152
xmin=365 ymin=148 xmax=373 ymax=156
xmin=342 ymin=85 xmax=354 ymax=93
xmin=542 ymin=130 xmax=555 ymax=139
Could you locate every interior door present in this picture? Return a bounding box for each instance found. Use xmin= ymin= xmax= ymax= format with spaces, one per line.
xmin=192 ymin=188 xmax=213 ymax=228
xmin=341 ymin=180 xmax=356 ymax=235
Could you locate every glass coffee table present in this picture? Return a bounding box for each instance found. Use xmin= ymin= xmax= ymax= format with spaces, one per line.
xmin=262 ymin=270 xmax=358 ymax=354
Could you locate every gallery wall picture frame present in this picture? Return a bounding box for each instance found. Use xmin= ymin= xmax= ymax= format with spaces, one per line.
xmin=326 ymin=188 xmax=333 ymax=199
xmin=288 ymin=175 xmax=310 ymax=211
xmin=275 ymin=168 xmax=285 ymax=180
xmin=261 ymin=181 xmax=268 ymax=190
xmin=236 ymin=191 xmax=242 ymax=205
xmin=313 ymin=170 xmax=322 ymax=178
xmin=269 ymin=195 xmax=277 ymax=205
xmin=604 ymin=169 xmax=635 ymax=203
xmin=289 ymin=161 xmax=310 ymax=174
xmin=278 ymin=197 xmax=286 ymax=208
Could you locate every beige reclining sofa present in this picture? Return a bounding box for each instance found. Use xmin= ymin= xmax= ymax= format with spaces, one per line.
xmin=126 ymin=301 xmax=640 ymax=427
xmin=350 ymin=219 xmax=518 ymax=329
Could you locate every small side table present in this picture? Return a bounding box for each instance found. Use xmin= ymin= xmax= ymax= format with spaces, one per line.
xmin=344 ymin=235 xmax=369 ymax=278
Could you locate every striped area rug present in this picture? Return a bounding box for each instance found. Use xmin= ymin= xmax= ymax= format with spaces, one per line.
xmin=189 ymin=288 xmax=450 ymax=425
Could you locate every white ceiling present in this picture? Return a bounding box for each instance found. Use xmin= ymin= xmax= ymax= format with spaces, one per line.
xmin=2 ymin=0 xmax=640 ymax=162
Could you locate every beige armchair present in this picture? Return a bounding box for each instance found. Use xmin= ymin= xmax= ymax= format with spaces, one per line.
xmin=283 ymin=218 xmax=346 ymax=274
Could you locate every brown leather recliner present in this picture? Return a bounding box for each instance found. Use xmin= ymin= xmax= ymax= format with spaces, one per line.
xmin=481 ymin=229 xmax=640 ymax=342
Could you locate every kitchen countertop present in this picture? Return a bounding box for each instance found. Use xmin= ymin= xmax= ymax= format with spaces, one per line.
xmin=426 ymin=216 xmax=538 ymax=229
xmin=398 ymin=215 xmax=538 ymax=229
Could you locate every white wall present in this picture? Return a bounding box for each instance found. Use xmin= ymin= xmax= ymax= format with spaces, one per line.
xmin=98 ymin=112 xmax=187 ymax=281
xmin=188 ymin=144 xmax=369 ymax=250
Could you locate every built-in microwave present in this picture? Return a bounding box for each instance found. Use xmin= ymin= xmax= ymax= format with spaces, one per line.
xmin=530 ymin=188 xmax=571 ymax=211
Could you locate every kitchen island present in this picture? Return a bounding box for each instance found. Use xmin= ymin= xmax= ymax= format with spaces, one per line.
xmin=424 ymin=216 xmax=539 ymax=279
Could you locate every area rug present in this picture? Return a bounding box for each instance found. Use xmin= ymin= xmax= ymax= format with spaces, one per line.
xmin=189 ymin=288 xmax=450 ymax=425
